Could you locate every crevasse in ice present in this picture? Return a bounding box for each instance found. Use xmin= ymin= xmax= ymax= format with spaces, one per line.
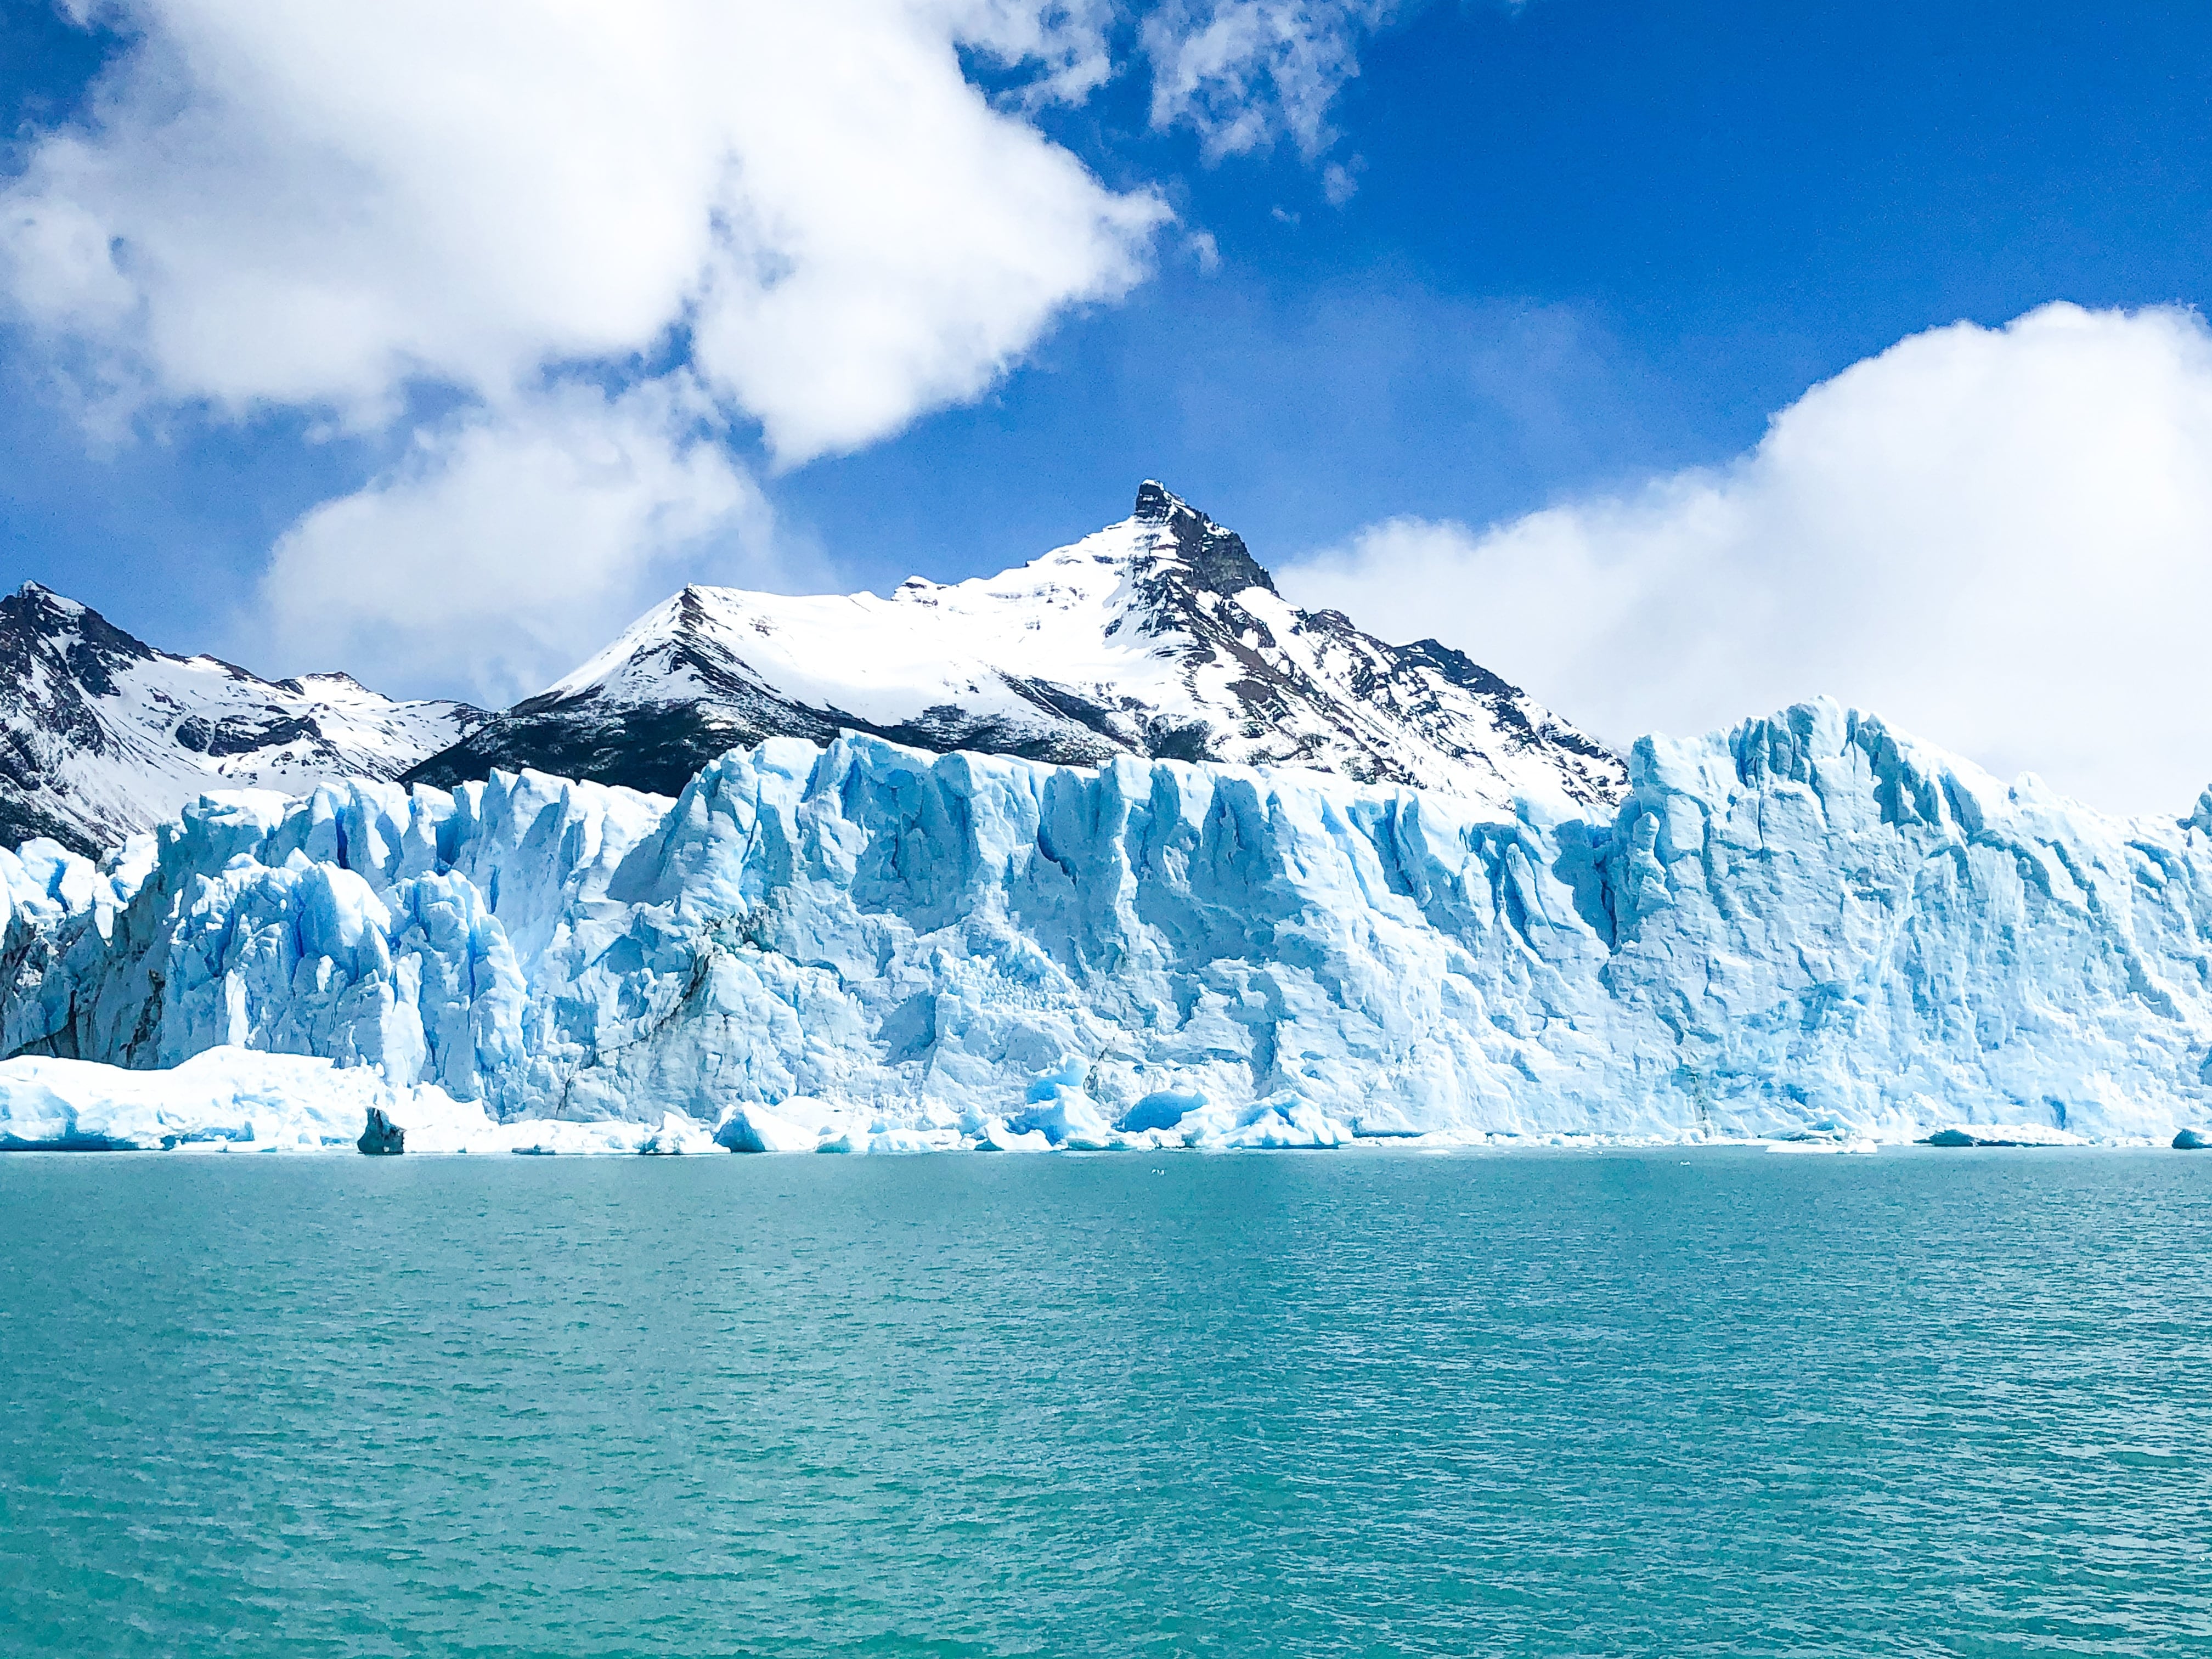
xmin=5 ymin=697 xmax=2210 ymax=1149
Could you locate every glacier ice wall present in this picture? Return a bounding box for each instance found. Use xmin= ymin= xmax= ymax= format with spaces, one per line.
xmin=5 ymin=697 xmax=2211 ymax=1143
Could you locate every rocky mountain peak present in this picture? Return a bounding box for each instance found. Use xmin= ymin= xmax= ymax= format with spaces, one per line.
xmin=3 ymin=488 xmax=1627 ymax=854
xmin=406 ymin=483 xmax=1626 ymax=813
xmin=1131 ymin=481 xmax=1278 ymax=597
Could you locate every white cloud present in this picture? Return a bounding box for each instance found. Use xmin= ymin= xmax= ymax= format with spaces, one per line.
xmin=938 ymin=0 xmax=1119 ymax=104
xmin=2 ymin=1 xmax=1167 ymax=459
xmin=1143 ymin=2 xmax=1397 ymax=159
xmin=263 ymin=380 xmax=767 ymax=707
xmin=684 ymin=8 xmax=1169 ymax=462
xmin=1280 ymin=303 xmax=2212 ymax=816
xmin=1 ymin=1 xmax=1402 ymax=452
xmin=2 ymin=0 xmax=1417 ymax=700
xmin=1 ymin=0 xmax=1173 ymax=691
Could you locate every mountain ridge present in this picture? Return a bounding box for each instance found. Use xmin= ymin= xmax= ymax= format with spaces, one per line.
xmin=0 ymin=582 xmax=487 ymax=857
xmin=405 ymin=482 xmax=1627 ymax=812
xmin=0 ymin=483 xmax=1624 ymax=855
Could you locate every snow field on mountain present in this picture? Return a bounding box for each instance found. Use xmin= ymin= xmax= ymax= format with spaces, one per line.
xmin=4 ymin=698 xmax=2212 ymax=1152
xmin=511 ymin=484 xmax=1628 ymax=810
xmin=551 ymin=545 xmax=1197 ymax=736
xmin=2 ymin=582 xmax=481 ymax=853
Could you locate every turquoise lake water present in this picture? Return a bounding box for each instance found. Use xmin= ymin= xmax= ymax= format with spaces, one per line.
xmin=2 ymin=1147 xmax=2208 ymax=1657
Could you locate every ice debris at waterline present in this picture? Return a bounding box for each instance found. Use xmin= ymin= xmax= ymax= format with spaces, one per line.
xmin=1919 ymin=1126 xmax=2086 ymax=1148
xmin=0 ymin=1050 xmax=729 ymax=1155
xmin=6 ymin=697 xmax=2212 ymax=1155
xmin=0 ymin=1049 xmax=472 ymax=1153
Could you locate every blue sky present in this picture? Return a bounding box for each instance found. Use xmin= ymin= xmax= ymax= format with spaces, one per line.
xmin=803 ymin=0 xmax=2212 ymax=567
xmin=6 ymin=1 xmax=2212 ymax=809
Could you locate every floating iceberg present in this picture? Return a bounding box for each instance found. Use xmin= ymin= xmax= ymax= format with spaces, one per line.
xmin=5 ymin=698 xmax=2212 ymax=1153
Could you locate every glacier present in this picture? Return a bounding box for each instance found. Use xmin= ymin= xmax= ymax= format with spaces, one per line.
xmin=4 ymin=697 xmax=2211 ymax=1152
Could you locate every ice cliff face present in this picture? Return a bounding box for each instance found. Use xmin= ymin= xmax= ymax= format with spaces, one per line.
xmin=0 ymin=583 xmax=487 ymax=856
xmin=5 ymin=698 xmax=2210 ymax=1146
xmin=406 ymin=482 xmax=1626 ymax=815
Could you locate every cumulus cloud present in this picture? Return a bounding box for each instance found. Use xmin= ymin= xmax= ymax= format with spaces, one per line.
xmin=0 ymin=0 xmax=1176 ymax=691
xmin=2 ymin=0 xmax=1415 ymax=698
xmin=264 ymin=380 xmax=768 ymax=705
xmin=2 ymin=0 xmax=1167 ymax=458
xmin=1281 ymin=303 xmax=2212 ymax=816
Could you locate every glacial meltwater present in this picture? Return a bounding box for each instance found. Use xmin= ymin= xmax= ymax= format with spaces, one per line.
xmin=2 ymin=1148 xmax=2208 ymax=1657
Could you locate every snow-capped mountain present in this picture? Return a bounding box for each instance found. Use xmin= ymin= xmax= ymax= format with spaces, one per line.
xmin=406 ymin=483 xmax=1626 ymax=812
xmin=0 ymin=582 xmax=486 ymax=856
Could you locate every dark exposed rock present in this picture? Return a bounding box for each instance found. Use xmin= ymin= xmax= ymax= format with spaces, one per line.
xmin=1133 ymin=478 xmax=1277 ymax=596
xmin=0 ymin=796 xmax=104 ymax=861
xmin=357 ymin=1108 xmax=405 ymax=1155
xmin=403 ymin=689 xmax=1126 ymax=798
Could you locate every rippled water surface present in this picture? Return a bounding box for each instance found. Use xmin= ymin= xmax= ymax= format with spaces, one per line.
xmin=3 ymin=1148 xmax=2209 ymax=1656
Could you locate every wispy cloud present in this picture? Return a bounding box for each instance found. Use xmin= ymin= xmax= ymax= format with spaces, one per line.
xmin=1143 ymin=1 xmax=1400 ymax=159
